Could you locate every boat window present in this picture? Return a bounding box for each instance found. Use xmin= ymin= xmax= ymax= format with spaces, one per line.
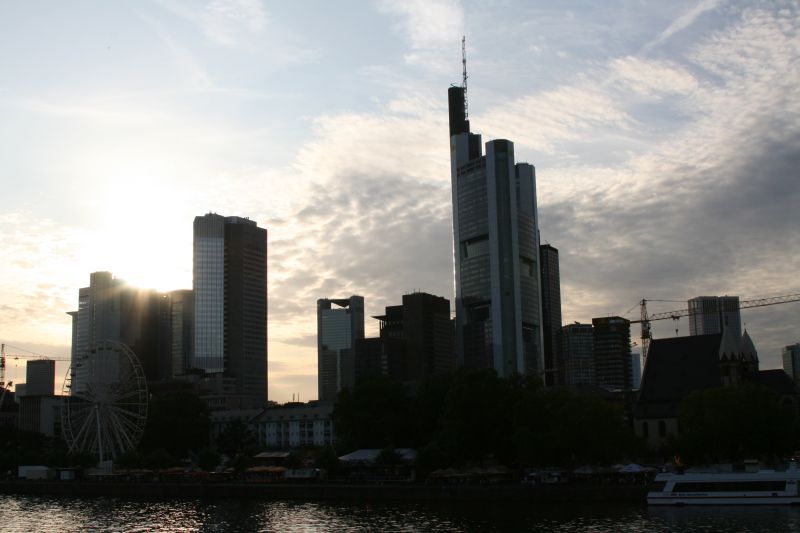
xmin=672 ymin=481 xmax=786 ymax=492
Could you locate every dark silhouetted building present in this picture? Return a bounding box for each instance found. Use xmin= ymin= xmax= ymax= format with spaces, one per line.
xmin=592 ymin=316 xmax=631 ymax=391
xmin=561 ymin=323 xmax=594 ymax=386
xmin=784 ymin=343 xmax=800 ymax=383
xmin=448 ymin=84 xmax=544 ymax=378
xmin=168 ymin=289 xmax=194 ymax=378
xmin=193 ymin=213 xmax=268 ymax=408
xmin=634 ymin=332 xmax=770 ymax=449
xmin=318 ymin=296 xmax=364 ymax=402
xmin=356 ymin=292 xmax=454 ymax=385
xmin=539 ymin=244 xmax=561 ymax=385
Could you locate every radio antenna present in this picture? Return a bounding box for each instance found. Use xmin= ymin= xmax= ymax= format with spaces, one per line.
xmin=462 ymin=35 xmax=468 ymax=120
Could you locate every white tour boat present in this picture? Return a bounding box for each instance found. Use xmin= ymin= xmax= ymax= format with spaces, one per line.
xmin=648 ymin=462 xmax=800 ymax=505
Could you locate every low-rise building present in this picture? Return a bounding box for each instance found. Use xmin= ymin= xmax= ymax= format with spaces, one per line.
xmin=253 ymin=401 xmax=334 ymax=448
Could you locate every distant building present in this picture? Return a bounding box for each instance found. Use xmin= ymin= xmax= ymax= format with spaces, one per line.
xmin=24 ymin=359 xmax=55 ymax=397
xmin=634 ymin=332 xmax=768 ymax=449
xmin=253 ymin=402 xmax=335 ymax=448
xmin=448 ymin=84 xmax=544 ymax=378
xmin=193 ymin=213 xmax=268 ymax=409
xmin=17 ymin=359 xmax=60 ymax=437
xmin=631 ymin=352 xmax=642 ymax=389
xmin=592 ymin=316 xmax=632 ymax=391
xmin=168 ymin=289 xmax=194 ymax=378
xmin=688 ymin=296 xmax=742 ymax=341
xmin=783 ymin=344 xmax=800 ymax=383
xmin=356 ymin=292 xmax=454 ymax=385
xmin=561 ymin=323 xmax=594 ymax=386
xmin=539 ymin=244 xmax=562 ymax=385
xmin=317 ymin=296 xmax=364 ymax=402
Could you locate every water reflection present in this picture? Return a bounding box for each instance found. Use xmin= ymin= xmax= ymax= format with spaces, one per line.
xmin=2 ymin=496 xmax=800 ymax=533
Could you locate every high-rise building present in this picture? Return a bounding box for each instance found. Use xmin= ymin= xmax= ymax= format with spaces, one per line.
xmin=193 ymin=213 xmax=268 ymax=408
xmin=592 ymin=316 xmax=632 ymax=390
xmin=688 ymin=296 xmax=742 ymax=341
xmin=169 ymin=289 xmax=194 ymax=378
xmin=356 ymin=292 xmax=454 ymax=385
xmin=561 ymin=323 xmax=594 ymax=386
xmin=539 ymin=244 xmax=562 ymax=385
xmin=783 ymin=343 xmax=800 ymax=383
xmin=317 ymin=296 xmax=364 ymax=402
xmin=67 ymin=272 xmax=167 ymax=390
xmin=448 ymin=84 xmax=544 ymax=378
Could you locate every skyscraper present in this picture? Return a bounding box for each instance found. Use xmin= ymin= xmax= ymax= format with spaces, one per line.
xmin=193 ymin=213 xmax=268 ymax=408
xmin=561 ymin=323 xmax=594 ymax=386
xmin=356 ymin=292 xmax=454 ymax=385
xmin=783 ymin=343 xmax=800 ymax=383
xmin=688 ymin=296 xmax=742 ymax=341
xmin=317 ymin=296 xmax=364 ymax=402
xmin=592 ymin=316 xmax=632 ymax=390
xmin=539 ymin=244 xmax=562 ymax=385
xmin=67 ymin=272 xmax=166 ymax=390
xmin=168 ymin=289 xmax=194 ymax=378
xmin=448 ymin=84 xmax=544 ymax=377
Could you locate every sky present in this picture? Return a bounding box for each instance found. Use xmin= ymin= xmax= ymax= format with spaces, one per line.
xmin=1 ymin=0 xmax=798 ymax=403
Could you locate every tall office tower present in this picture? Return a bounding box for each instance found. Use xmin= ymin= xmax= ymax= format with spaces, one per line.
xmin=783 ymin=343 xmax=800 ymax=383
xmin=357 ymin=292 xmax=454 ymax=384
xmin=688 ymin=296 xmax=742 ymax=341
xmin=169 ymin=289 xmax=194 ymax=378
xmin=561 ymin=323 xmax=594 ymax=386
xmin=448 ymin=85 xmax=544 ymax=378
xmin=318 ymin=296 xmax=364 ymax=402
xmin=67 ymin=272 xmax=166 ymax=390
xmin=193 ymin=213 xmax=268 ymax=408
xmin=592 ymin=316 xmax=632 ymax=390
xmin=539 ymin=244 xmax=562 ymax=385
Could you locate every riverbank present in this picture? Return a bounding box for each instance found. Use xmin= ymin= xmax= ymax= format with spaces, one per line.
xmin=0 ymin=479 xmax=648 ymax=503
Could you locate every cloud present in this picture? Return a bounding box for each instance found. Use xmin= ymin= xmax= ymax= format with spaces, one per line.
xmin=643 ymin=0 xmax=722 ymax=52
xmin=156 ymin=0 xmax=268 ymax=47
xmin=378 ymin=0 xmax=465 ymax=69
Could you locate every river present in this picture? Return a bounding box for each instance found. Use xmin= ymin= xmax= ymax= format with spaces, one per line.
xmin=3 ymin=495 xmax=800 ymax=532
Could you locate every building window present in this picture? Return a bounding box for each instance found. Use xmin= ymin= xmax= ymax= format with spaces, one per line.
xmin=658 ymin=420 xmax=666 ymax=438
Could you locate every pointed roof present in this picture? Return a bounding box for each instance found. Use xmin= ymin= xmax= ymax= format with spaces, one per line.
xmin=740 ymin=329 xmax=758 ymax=361
xmin=719 ymin=327 xmax=741 ymax=359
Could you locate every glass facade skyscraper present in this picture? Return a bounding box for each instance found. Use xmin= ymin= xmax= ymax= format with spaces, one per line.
xmin=448 ymin=85 xmax=544 ymax=377
xmin=193 ymin=213 xmax=268 ymax=408
xmin=317 ymin=296 xmax=364 ymax=402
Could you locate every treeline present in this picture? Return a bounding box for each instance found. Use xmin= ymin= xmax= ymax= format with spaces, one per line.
xmin=666 ymin=384 xmax=800 ymax=465
xmin=333 ymin=369 xmax=641 ymax=471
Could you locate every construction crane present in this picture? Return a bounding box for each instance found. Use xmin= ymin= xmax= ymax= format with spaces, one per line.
xmin=633 ymin=293 xmax=800 ymax=360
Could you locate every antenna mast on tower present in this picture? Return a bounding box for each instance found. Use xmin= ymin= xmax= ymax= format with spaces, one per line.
xmin=462 ymin=35 xmax=468 ymax=120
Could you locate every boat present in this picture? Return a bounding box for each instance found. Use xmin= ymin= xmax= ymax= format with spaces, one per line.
xmin=648 ymin=462 xmax=800 ymax=505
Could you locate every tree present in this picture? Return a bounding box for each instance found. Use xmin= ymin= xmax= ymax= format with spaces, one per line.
xmin=333 ymin=375 xmax=413 ymax=451
xmin=139 ymin=389 xmax=210 ymax=458
xmin=215 ymin=419 xmax=256 ymax=458
xmin=197 ymin=448 xmax=221 ymax=471
xmin=678 ymin=384 xmax=799 ymax=464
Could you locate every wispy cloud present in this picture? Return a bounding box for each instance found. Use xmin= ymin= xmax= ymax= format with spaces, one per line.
xmin=643 ymin=0 xmax=722 ymax=52
xmin=378 ymin=0 xmax=465 ymax=69
xmin=156 ymin=0 xmax=268 ymax=47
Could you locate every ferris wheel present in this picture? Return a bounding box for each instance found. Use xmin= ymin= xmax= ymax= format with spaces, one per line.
xmin=61 ymin=340 xmax=148 ymax=462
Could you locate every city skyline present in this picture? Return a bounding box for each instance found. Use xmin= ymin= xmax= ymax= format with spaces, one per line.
xmin=1 ymin=1 xmax=798 ymax=402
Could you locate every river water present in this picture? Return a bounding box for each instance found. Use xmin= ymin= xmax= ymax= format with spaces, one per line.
xmin=3 ymin=495 xmax=800 ymax=532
